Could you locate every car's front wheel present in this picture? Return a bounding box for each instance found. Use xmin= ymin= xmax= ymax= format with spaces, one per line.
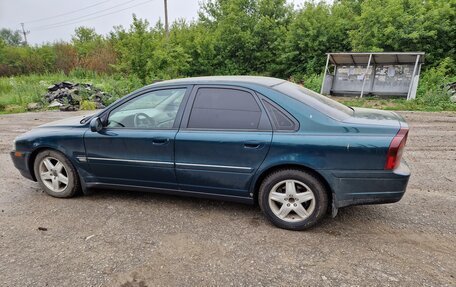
xmin=259 ymin=169 xmax=328 ymax=230
xmin=33 ymin=150 xmax=80 ymax=198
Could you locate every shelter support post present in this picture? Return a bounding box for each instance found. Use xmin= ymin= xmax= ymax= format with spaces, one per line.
xmin=320 ymin=54 xmax=330 ymax=94
xmin=368 ymin=64 xmax=376 ymax=93
xmin=407 ymin=55 xmax=421 ymax=100
xmin=360 ymin=53 xmax=372 ymax=98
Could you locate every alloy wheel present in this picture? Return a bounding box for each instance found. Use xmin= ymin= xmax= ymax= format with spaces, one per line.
xmin=268 ymin=179 xmax=316 ymax=222
xmin=38 ymin=156 xmax=69 ymax=193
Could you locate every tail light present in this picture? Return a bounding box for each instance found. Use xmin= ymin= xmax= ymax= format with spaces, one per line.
xmin=385 ymin=128 xmax=409 ymax=170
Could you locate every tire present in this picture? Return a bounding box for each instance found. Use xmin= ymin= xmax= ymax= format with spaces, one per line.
xmin=259 ymin=169 xmax=328 ymax=231
xmin=33 ymin=149 xmax=80 ymax=198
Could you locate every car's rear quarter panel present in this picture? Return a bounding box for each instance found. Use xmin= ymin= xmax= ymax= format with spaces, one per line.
xmin=251 ymin=83 xmax=408 ymax=208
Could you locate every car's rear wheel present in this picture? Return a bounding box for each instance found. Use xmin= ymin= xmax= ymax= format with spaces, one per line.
xmin=259 ymin=169 xmax=328 ymax=230
xmin=33 ymin=150 xmax=80 ymax=198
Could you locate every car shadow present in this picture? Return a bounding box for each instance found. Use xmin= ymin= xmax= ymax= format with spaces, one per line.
xmin=80 ymin=187 xmax=384 ymax=233
xmin=84 ymin=187 xmax=256 ymax=212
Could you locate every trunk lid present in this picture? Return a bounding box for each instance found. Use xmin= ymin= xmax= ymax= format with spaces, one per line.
xmin=343 ymin=107 xmax=408 ymax=128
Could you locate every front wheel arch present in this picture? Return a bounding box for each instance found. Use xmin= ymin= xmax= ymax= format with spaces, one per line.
xmin=29 ymin=146 xmax=72 ymax=181
xmin=32 ymin=148 xmax=81 ymax=197
xmin=29 ymin=147 xmax=53 ymax=181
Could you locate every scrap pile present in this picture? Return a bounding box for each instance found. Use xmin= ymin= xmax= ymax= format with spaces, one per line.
xmin=43 ymin=82 xmax=111 ymax=111
xmin=444 ymin=82 xmax=456 ymax=103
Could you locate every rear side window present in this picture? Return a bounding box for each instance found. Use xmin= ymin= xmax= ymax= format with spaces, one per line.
xmin=188 ymin=88 xmax=261 ymax=130
xmin=263 ymin=101 xmax=297 ymax=131
xmin=273 ymin=81 xmax=353 ymax=120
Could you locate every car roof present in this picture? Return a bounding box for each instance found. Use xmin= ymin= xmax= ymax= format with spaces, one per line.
xmin=150 ymin=76 xmax=286 ymax=88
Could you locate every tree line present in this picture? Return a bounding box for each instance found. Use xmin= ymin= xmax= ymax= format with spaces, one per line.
xmin=0 ymin=0 xmax=454 ymax=84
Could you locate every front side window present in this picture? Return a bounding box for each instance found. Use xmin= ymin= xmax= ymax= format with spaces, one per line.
xmin=108 ymin=88 xmax=186 ymax=129
xmin=188 ymin=88 xmax=262 ymax=130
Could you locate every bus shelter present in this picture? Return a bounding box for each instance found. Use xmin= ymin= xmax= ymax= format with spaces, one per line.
xmin=320 ymin=52 xmax=425 ymax=100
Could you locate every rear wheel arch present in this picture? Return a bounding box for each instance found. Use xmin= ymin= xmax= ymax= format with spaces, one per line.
xmin=253 ymin=164 xmax=333 ymax=208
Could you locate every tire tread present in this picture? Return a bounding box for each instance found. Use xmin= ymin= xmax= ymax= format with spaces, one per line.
xmin=259 ymin=168 xmax=328 ymax=230
xmin=33 ymin=149 xmax=81 ymax=198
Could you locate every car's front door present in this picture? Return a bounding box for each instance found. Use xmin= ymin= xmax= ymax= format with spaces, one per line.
xmin=84 ymin=86 xmax=190 ymax=189
xmin=175 ymin=86 xmax=273 ymax=198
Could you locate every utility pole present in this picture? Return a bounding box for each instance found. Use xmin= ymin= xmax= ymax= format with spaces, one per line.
xmin=164 ymin=0 xmax=169 ymax=38
xmin=20 ymin=23 xmax=29 ymax=45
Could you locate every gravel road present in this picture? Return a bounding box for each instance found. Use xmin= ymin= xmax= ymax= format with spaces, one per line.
xmin=0 ymin=111 xmax=455 ymax=286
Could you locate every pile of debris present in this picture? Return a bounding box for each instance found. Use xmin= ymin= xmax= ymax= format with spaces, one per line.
xmin=444 ymin=82 xmax=456 ymax=103
xmin=43 ymin=82 xmax=112 ymax=111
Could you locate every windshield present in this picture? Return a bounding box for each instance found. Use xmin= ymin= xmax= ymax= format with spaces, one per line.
xmin=273 ymin=81 xmax=353 ymax=120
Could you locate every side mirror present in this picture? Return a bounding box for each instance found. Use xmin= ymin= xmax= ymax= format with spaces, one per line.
xmin=90 ymin=117 xmax=103 ymax=132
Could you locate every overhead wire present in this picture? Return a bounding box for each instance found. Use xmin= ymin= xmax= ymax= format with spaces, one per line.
xmin=31 ymin=0 xmax=149 ymax=30
xmin=23 ymin=0 xmax=115 ymax=24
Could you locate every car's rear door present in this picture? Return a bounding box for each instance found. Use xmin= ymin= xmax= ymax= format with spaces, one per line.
xmin=175 ymin=85 xmax=273 ymax=198
xmin=83 ymin=86 xmax=191 ymax=189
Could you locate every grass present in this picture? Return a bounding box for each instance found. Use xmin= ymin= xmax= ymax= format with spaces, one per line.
xmin=0 ymin=71 xmax=455 ymax=113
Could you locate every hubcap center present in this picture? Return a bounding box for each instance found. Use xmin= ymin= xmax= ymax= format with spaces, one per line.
xmin=288 ymin=197 xmax=295 ymax=204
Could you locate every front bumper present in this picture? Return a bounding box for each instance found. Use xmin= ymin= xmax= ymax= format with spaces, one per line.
xmin=10 ymin=151 xmax=35 ymax=181
xmin=328 ymin=160 xmax=411 ymax=208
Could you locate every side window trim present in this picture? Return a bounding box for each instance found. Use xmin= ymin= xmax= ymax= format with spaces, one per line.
xmin=99 ymin=85 xmax=193 ymax=130
xmin=259 ymin=95 xmax=300 ymax=132
xmin=180 ymin=85 xmax=272 ymax=132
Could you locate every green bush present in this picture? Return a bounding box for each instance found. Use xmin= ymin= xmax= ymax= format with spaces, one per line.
xmin=287 ymin=73 xmax=323 ymax=92
xmin=3 ymin=104 xmax=25 ymax=113
xmin=80 ymin=100 xmax=97 ymax=110
xmin=69 ymin=67 xmax=98 ymax=79
xmin=412 ymin=58 xmax=456 ymax=111
xmin=303 ymin=74 xmax=324 ymax=92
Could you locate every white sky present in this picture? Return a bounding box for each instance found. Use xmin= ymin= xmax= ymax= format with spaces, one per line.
xmin=0 ymin=0 xmax=307 ymax=45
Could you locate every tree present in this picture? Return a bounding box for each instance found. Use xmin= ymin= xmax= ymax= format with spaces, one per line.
xmin=0 ymin=0 xmax=454 ymax=79
xmin=0 ymin=28 xmax=23 ymax=46
xmin=110 ymin=15 xmax=156 ymax=83
xmin=54 ymin=43 xmax=78 ymax=74
xmin=147 ymin=43 xmax=191 ymax=79
xmin=72 ymin=27 xmax=103 ymax=57
xmin=281 ymin=1 xmax=354 ymax=77
xmin=251 ymin=0 xmax=293 ymax=75
xmin=199 ymin=0 xmax=258 ymax=74
xmin=72 ymin=27 xmax=117 ymax=73
xmin=350 ymin=0 xmax=456 ymax=67
xmin=198 ymin=0 xmax=292 ymax=75
xmin=167 ymin=20 xmax=217 ymax=76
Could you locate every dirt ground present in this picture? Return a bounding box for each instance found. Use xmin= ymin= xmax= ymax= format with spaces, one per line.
xmin=0 ymin=111 xmax=455 ymax=287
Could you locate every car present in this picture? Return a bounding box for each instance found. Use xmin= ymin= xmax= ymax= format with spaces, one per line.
xmin=10 ymin=76 xmax=410 ymax=230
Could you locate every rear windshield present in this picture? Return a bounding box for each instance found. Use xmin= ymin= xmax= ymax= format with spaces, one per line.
xmin=273 ymin=81 xmax=353 ymax=120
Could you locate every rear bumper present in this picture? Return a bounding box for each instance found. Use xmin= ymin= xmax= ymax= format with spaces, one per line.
xmin=10 ymin=151 xmax=35 ymax=181
xmin=327 ymin=160 xmax=411 ymax=208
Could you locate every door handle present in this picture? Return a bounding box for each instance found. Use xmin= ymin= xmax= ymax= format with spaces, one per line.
xmin=152 ymin=137 xmax=169 ymax=145
xmin=244 ymin=142 xmax=262 ymax=149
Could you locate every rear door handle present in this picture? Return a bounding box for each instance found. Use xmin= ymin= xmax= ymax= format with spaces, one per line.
xmin=152 ymin=137 xmax=169 ymax=145
xmin=244 ymin=141 xmax=263 ymax=149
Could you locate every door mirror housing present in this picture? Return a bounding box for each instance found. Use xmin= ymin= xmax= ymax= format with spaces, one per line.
xmin=90 ymin=117 xmax=103 ymax=132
